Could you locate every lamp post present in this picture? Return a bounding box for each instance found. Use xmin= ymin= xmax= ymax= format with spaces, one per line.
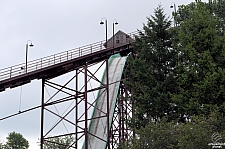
xmin=100 ymin=18 xmax=108 ymax=48
xmin=170 ymin=2 xmax=177 ymax=27
xmin=113 ymin=19 xmax=118 ymax=48
xmin=26 ymin=40 xmax=34 ymax=73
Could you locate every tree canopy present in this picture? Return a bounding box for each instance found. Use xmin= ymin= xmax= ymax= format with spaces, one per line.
xmin=125 ymin=0 xmax=225 ymax=127
xmin=176 ymin=0 xmax=225 ymax=35
xmin=122 ymin=0 xmax=225 ymax=148
xmin=120 ymin=112 xmax=225 ymax=149
xmin=173 ymin=0 xmax=225 ymax=118
xmin=3 ymin=131 xmax=29 ymax=149
xmin=125 ymin=5 xmax=177 ymax=128
xmin=42 ymin=135 xmax=74 ymax=149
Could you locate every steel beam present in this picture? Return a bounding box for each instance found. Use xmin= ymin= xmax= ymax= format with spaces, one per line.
xmin=39 ymin=57 xmax=134 ymax=149
xmin=39 ymin=60 xmax=114 ymax=149
xmin=40 ymin=79 xmax=45 ymax=149
xmin=110 ymin=80 xmax=134 ymax=148
xmin=84 ymin=63 xmax=88 ymax=149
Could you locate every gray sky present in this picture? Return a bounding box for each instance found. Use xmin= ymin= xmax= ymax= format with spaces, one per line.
xmin=0 ymin=0 xmax=204 ymax=148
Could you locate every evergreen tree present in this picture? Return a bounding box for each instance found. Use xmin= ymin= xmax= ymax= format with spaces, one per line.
xmin=125 ymin=5 xmax=177 ymax=128
xmin=176 ymin=0 xmax=225 ymax=36
xmin=207 ymin=0 xmax=225 ymax=35
xmin=4 ymin=131 xmax=29 ymax=149
xmin=120 ymin=1 xmax=225 ymax=148
xmin=173 ymin=0 xmax=225 ymax=117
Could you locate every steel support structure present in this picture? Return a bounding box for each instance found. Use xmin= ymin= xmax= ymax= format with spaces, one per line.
xmin=39 ymin=58 xmax=134 ymax=149
xmin=40 ymin=59 xmax=111 ymax=149
xmin=110 ymin=77 xmax=134 ymax=148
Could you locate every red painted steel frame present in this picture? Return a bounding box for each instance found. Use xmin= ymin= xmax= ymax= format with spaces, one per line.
xmin=0 ymin=30 xmax=139 ymax=149
xmin=40 ymin=59 xmax=111 ymax=149
xmin=110 ymin=79 xmax=134 ymax=148
xmin=39 ymin=59 xmax=134 ymax=149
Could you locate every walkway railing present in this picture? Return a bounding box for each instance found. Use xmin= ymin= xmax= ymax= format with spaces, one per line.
xmin=0 ymin=31 xmax=140 ymax=82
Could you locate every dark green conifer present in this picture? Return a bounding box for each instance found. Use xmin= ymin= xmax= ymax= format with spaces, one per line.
xmin=173 ymin=1 xmax=225 ymax=117
xmin=125 ymin=5 xmax=177 ymax=128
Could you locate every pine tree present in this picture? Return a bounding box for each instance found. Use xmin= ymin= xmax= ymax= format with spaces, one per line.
xmin=125 ymin=5 xmax=177 ymax=128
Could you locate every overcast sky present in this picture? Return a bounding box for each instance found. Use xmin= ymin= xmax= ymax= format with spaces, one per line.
xmin=0 ymin=0 xmax=206 ymax=148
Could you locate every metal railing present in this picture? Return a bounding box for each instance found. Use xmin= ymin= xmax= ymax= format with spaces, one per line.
xmin=0 ymin=30 xmax=140 ymax=82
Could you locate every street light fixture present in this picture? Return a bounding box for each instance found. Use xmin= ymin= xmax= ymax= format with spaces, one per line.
xmin=170 ymin=2 xmax=177 ymax=27
xmin=26 ymin=40 xmax=34 ymax=73
xmin=100 ymin=17 xmax=108 ymax=48
xmin=113 ymin=19 xmax=118 ymax=48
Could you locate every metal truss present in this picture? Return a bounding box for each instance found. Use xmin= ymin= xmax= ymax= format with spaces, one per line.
xmin=110 ymin=77 xmax=134 ymax=148
xmin=39 ymin=58 xmax=134 ymax=149
xmin=40 ymin=59 xmax=110 ymax=149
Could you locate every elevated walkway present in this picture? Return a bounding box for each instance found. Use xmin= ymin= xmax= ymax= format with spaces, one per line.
xmin=0 ymin=31 xmax=138 ymax=92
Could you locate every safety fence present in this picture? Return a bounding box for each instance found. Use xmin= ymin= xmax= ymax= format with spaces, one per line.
xmin=0 ymin=30 xmax=141 ymax=81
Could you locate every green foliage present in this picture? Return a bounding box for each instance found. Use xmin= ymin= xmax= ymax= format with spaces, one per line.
xmin=0 ymin=143 xmax=3 ymax=149
xmin=125 ymin=5 xmax=177 ymax=128
xmin=173 ymin=0 xmax=225 ymax=117
xmin=42 ymin=135 xmax=74 ymax=149
xmin=176 ymin=112 xmax=225 ymax=148
xmin=123 ymin=0 xmax=225 ymax=147
xmin=4 ymin=131 xmax=29 ymax=149
xmin=120 ymin=112 xmax=225 ymax=149
xmin=0 ymin=138 xmax=3 ymax=149
xmin=130 ymin=118 xmax=178 ymax=149
xmin=176 ymin=0 xmax=225 ymax=35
